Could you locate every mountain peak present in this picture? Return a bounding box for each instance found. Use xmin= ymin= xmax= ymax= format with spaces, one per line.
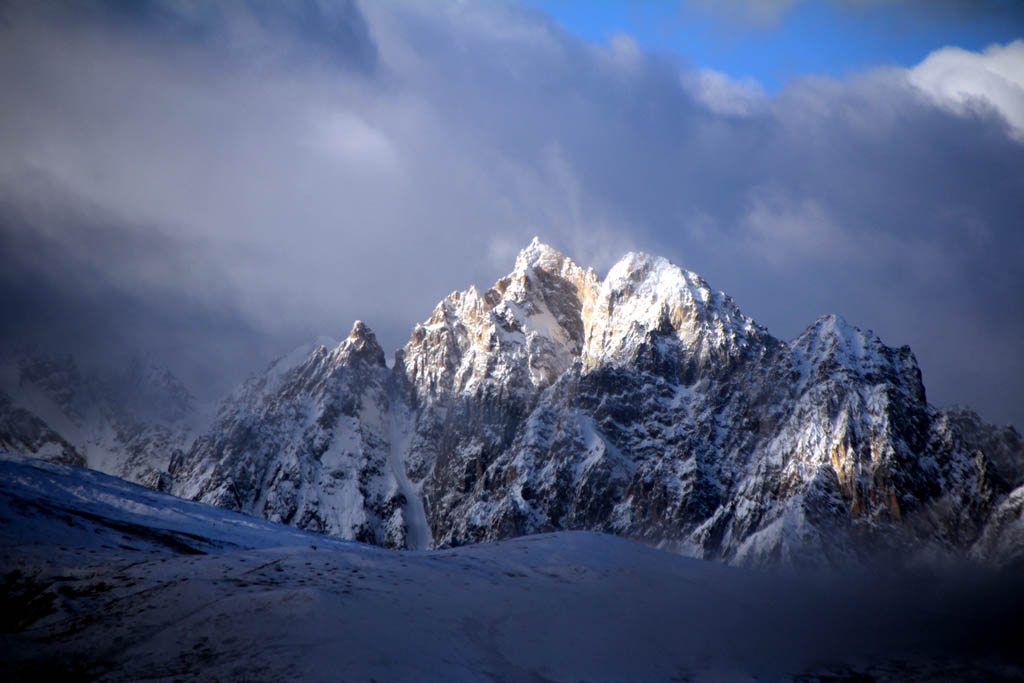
xmin=344 ymin=320 xmax=386 ymax=367
xmin=348 ymin=320 xmax=371 ymax=340
xmin=798 ymin=314 xmax=875 ymax=355
xmin=514 ymin=237 xmax=573 ymax=275
xmin=54 ymin=238 xmax=1015 ymax=571
xmin=582 ymin=249 xmax=770 ymax=370
xmin=506 ymin=238 xmax=599 ymax=327
xmin=604 ymin=250 xmax=676 ymax=287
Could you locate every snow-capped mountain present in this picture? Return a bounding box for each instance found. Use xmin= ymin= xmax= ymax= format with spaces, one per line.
xmin=170 ymin=239 xmax=1024 ymax=567
xmin=0 ymin=352 xmax=201 ymax=488
xmin=171 ymin=325 xmax=428 ymax=549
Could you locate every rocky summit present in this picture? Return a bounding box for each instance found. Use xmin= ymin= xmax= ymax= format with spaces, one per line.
xmin=157 ymin=239 xmax=1021 ymax=567
xmin=6 ymin=239 xmax=1021 ymax=568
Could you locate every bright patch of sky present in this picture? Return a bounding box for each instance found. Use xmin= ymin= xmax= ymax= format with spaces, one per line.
xmin=523 ymin=0 xmax=1024 ymax=91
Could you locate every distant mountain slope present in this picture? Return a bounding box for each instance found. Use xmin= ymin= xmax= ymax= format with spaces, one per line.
xmin=0 ymin=353 xmax=203 ymax=488
xmin=2 ymin=453 xmax=1021 ymax=682
xmin=0 ymin=391 xmax=84 ymax=467
xmin=172 ymin=239 xmax=1024 ymax=567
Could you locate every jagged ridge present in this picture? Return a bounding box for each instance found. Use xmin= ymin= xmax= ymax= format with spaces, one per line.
xmin=159 ymin=238 xmax=1024 ymax=567
xmin=5 ymin=240 xmax=1012 ymax=567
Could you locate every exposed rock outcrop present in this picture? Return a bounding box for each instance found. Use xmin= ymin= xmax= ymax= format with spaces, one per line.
xmin=161 ymin=239 xmax=1024 ymax=567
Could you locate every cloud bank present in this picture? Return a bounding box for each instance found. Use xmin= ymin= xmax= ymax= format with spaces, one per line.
xmin=0 ymin=1 xmax=1022 ymax=426
xmin=909 ymin=40 xmax=1024 ymax=139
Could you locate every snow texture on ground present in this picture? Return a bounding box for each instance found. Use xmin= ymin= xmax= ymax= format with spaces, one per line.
xmin=2 ymin=454 xmax=1022 ymax=682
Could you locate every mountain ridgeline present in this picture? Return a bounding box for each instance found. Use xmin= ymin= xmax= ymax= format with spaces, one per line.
xmin=165 ymin=239 xmax=1024 ymax=567
xmin=4 ymin=240 xmax=1022 ymax=567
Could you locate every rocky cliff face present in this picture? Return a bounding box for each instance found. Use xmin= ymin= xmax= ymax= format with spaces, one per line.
xmin=170 ymin=323 xmax=429 ymax=549
xmin=139 ymin=239 xmax=1024 ymax=566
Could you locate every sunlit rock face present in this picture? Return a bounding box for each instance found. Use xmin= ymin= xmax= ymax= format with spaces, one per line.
xmin=399 ymin=237 xmax=600 ymax=400
xmin=581 ymin=250 xmax=772 ymax=375
xmin=171 ymin=239 xmax=1022 ymax=568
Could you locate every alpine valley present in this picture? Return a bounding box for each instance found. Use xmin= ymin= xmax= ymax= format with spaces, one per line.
xmin=3 ymin=239 xmax=1023 ymax=568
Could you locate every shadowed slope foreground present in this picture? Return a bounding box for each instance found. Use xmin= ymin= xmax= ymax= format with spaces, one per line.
xmin=2 ymin=455 xmax=1022 ymax=681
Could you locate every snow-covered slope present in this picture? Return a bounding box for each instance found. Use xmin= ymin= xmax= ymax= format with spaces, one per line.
xmin=171 ymin=239 xmax=1023 ymax=568
xmin=170 ymin=323 xmax=419 ymax=548
xmin=0 ymin=353 xmax=202 ymax=488
xmin=3 ymin=453 xmax=1021 ymax=682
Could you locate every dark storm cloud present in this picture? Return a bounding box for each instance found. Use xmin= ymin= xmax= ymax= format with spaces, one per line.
xmin=0 ymin=180 xmax=277 ymax=396
xmin=0 ymin=0 xmax=1021 ymax=425
xmin=12 ymin=0 xmax=378 ymax=72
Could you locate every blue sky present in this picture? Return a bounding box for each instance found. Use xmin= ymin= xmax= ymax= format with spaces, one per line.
xmin=523 ymin=0 xmax=1024 ymax=90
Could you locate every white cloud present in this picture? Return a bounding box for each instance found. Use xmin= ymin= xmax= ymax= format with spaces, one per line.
xmin=310 ymin=110 xmax=399 ymax=168
xmin=909 ymin=40 xmax=1024 ymax=140
xmin=1 ymin=0 xmax=1023 ymax=426
xmin=687 ymin=69 xmax=767 ymax=116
